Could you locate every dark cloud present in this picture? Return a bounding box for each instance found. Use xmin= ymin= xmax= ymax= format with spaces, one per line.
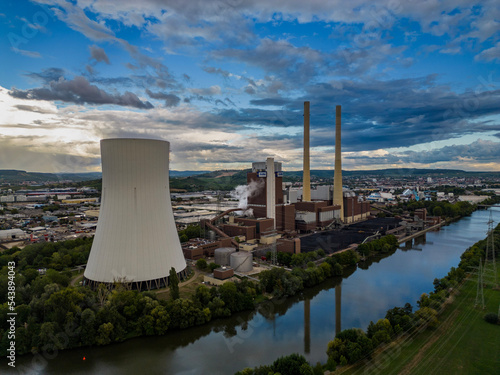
xmin=125 ymin=63 xmax=138 ymax=70
xmin=244 ymin=85 xmax=256 ymax=95
xmin=145 ymin=89 xmax=181 ymax=107
xmin=89 ymin=45 xmax=110 ymax=64
xmin=90 ymin=76 xmax=136 ymax=87
xmin=203 ymin=66 xmax=231 ymax=78
xmin=24 ymin=68 xmax=65 ymax=84
xmin=13 ymin=105 xmax=55 ymax=114
xmin=225 ymin=98 xmax=236 ymax=106
xmin=10 ymin=76 xmax=153 ymax=109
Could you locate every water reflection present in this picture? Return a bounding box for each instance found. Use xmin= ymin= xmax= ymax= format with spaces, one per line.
xmin=304 ymin=298 xmax=310 ymax=353
xmin=335 ymin=283 xmax=342 ymax=336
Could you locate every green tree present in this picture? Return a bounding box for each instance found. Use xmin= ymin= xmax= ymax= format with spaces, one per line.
xmin=80 ymin=308 xmax=96 ymax=346
xmin=169 ymin=267 xmax=180 ymax=300
xmin=272 ymin=353 xmax=310 ymax=375
xmin=96 ymin=323 xmax=114 ymax=345
xmin=208 ymin=262 xmax=220 ymax=272
xmin=196 ymin=258 xmax=207 ymax=270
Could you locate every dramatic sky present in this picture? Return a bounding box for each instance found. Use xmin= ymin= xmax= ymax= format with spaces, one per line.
xmin=1 ymin=0 xmax=499 ymax=173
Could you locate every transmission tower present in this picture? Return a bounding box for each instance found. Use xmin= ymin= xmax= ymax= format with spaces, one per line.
xmin=474 ymin=258 xmax=485 ymax=309
xmin=271 ymin=241 xmax=277 ymax=266
xmin=484 ymin=211 xmax=498 ymax=288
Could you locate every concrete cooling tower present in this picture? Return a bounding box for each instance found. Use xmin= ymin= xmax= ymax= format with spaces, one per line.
xmin=84 ymin=138 xmax=187 ymax=291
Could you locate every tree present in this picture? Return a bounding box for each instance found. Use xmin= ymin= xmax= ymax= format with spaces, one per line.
xmin=483 ymin=313 xmax=498 ymax=325
xmin=80 ymin=308 xmax=96 ymax=346
xmin=433 ymin=206 xmax=443 ymax=217
xmin=272 ymin=353 xmax=310 ymax=375
xmin=209 ymin=262 xmax=220 ymax=272
xmin=169 ymin=267 xmax=180 ymax=300
xmin=196 ymin=259 xmax=207 ymax=270
xmin=96 ymin=323 xmax=114 ymax=345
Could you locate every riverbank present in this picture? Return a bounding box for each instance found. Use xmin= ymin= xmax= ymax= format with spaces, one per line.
xmin=337 ymin=260 xmax=500 ymax=375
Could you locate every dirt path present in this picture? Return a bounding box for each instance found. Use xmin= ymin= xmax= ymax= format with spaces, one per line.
xmin=70 ymin=273 xmax=84 ymax=286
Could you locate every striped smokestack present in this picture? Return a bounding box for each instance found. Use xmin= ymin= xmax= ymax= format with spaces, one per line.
xmin=303 ymin=101 xmax=311 ymax=202
xmin=334 ymin=105 xmax=344 ymax=221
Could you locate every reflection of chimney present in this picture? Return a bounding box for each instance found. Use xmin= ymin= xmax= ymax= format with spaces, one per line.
xmin=335 ymin=283 xmax=342 ymax=336
xmin=266 ymin=157 xmax=276 ymax=229
xmin=303 ymin=101 xmax=311 ymax=202
xmin=304 ymin=298 xmax=310 ymax=354
xmin=334 ymin=105 xmax=344 ymax=221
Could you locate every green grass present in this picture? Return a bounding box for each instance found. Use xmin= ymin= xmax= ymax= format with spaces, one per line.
xmin=339 ymin=263 xmax=500 ymax=375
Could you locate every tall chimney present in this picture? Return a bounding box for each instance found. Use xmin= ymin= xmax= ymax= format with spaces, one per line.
xmin=334 ymin=105 xmax=344 ymax=221
xmin=303 ymin=101 xmax=311 ymax=202
xmin=266 ymin=157 xmax=276 ymax=229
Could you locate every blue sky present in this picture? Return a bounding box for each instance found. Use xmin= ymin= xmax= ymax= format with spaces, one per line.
xmin=0 ymin=0 xmax=499 ymax=173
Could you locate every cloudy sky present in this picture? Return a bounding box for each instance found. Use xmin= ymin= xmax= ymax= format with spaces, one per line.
xmin=1 ymin=0 xmax=499 ymax=173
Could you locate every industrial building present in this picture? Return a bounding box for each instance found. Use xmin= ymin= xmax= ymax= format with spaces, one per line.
xmin=201 ymin=103 xmax=370 ymax=256
xmin=84 ymin=138 xmax=187 ymax=291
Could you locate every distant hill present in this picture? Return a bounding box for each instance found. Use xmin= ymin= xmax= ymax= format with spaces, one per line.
xmin=0 ymin=170 xmax=102 ymax=184
xmin=2 ymin=167 xmax=499 ymax=191
xmin=0 ymin=169 xmax=210 ymax=184
xmin=170 ymin=169 xmax=249 ymax=191
xmin=170 ymin=170 xmax=207 ymax=177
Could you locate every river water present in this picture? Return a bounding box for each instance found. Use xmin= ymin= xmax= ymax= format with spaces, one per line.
xmin=8 ymin=206 xmax=500 ymax=375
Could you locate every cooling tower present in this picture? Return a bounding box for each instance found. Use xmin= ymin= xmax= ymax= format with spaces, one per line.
xmin=84 ymin=138 xmax=187 ymax=291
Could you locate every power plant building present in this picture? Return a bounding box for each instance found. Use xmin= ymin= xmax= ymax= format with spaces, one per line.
xmin=247 ymin=159 xmax=296 ymax=232
xmin=84 ymin=138 xmax=187 ymax=291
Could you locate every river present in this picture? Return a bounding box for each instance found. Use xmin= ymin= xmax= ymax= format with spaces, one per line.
xmin=8 ymin=206 xmax=500 ymax=375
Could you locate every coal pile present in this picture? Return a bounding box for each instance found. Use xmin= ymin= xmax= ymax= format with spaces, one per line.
xmin=300 ymin=217 xmax=402 ymax=254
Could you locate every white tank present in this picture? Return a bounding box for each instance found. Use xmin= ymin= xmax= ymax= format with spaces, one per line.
xmin=230 ymin=251 xmax=253 ymax=272
xmin=84 ymin=138 xmax=186 ymax=291
xmin=214 ymin=247 xmax=236 ymax=266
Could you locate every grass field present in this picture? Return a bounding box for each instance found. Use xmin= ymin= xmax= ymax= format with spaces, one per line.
xmin=339 ymin=262 xmax=500 ymax=375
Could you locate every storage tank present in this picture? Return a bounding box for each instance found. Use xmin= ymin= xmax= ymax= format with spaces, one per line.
xmin=230 ymin=251 xmax=253 ymax=272
xmin=214 ymin=247 xmax=236 ymax=266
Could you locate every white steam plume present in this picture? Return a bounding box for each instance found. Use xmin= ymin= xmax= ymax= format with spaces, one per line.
xmin=230 ymin=179 xmax=264 ymax=215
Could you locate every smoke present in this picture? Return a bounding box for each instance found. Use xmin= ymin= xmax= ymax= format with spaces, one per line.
xmin=230 ymin=179 xmax=264 ymax=215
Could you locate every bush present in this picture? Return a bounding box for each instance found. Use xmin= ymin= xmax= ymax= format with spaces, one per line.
xmin=208 ymin=262 xmax=220 ymax=272
xmin=196 ymin=259 xmax=207 ymax=270
xmin=484 ymin=313 xmax=499 ymax=325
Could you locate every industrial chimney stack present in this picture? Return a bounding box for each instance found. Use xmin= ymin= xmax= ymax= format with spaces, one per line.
xmin=333 ymin=105 xmax=344 ymax=221
xmin=303 ymin=101 xmax=311 ymax=202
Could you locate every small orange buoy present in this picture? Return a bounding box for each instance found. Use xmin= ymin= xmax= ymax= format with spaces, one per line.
xmin=83 ymin=357 xmax=86 ymax=361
